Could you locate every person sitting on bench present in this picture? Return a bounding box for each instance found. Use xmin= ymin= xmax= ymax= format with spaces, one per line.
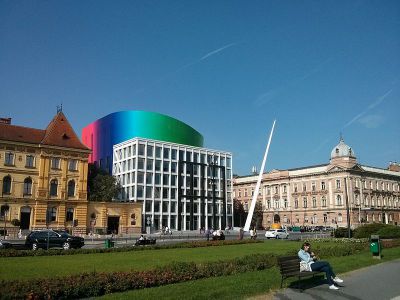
xmin=298 ymin=242 xmax=343 ymax=290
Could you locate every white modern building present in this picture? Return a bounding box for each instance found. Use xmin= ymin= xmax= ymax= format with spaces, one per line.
xmin=113 ymin=137 xmax=233 ymax=231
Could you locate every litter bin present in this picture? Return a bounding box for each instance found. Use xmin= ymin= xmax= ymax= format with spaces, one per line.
xmin=104 ymin=239 xmax=115 ymax=249
xmin=370 ymin=235 xmax=381 ymax=259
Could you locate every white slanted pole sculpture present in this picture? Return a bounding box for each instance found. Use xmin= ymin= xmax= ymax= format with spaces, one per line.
xmin=243 ymin=120 xmax=276 ymax=232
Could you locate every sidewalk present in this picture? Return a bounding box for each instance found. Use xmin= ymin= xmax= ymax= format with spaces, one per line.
xmin=273 ymin=258 xmax=400 ymax=300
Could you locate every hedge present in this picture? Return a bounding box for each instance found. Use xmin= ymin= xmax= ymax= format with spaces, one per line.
xmin=353 ymin=223 xmax=400 ymax=239
xmin=0 ymin=239 xmax=262 ymax=258
xmin=0 ymin=240 xmax=369 ymax=299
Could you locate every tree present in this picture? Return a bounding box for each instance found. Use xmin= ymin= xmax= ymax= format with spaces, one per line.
xmin=88 ymin=164 xmax=121 ymax=201
xmin=252 ymin=201 xmax=264 ymax=229
xmin=233 ymin=199 xmax=246 ymax=227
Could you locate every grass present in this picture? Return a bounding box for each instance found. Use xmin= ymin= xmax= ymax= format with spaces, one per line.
xmin=99 ymin=247 xmax=400 ymax=300
xmin=1 ymin=240 xmax=303 ymax=281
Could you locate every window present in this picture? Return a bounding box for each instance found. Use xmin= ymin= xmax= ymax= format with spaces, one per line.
xmin=146 ymin=186 xmax=153 ymax=198
xmin=322 ymin=196 xmax=327 ymax=207
xmin=137 ymin=185 xmax=144 ymax=198
xmin=4 ymin=152 xmax=14 ymax=165
xmin=155 ymin=146 xmax=162 ymax=158
xmin=284 ymin=199 xmax=288 ymax=208
xmin=336 ymin=195 xmax=342 ymax=206
xmin=274 ymin=186 xmax=278 ymax=194
xmin=2 ymin=176 xmax=11 ymax=194
xmin=338 ymin=213 xmax=343 ymax=222
xmin=163 ymin=161 xmax=170 ymax=172
xmin=294 ymin=184 xmax=297 ymax=193
xmin=283 ymin=185 xmax=287 ymax=193
xmin=336 ymin=179 xmax=341 ymax=189
xmin=66 ymin=208 xmax=74 ymax=222
xmin=47 ymin=207 xmax=57 ymax=222
xmin=171 ymin=162 xmax=177 ymax=173
xmin=171 ymin=149 xmax=177 ymax=160
xmin=138 ymin=158 xmax=144 ymax=170
xmin=294 ymin=198 xmax=299 ymax=209
xmin=50 ymin=179 xmax=58 ymax=196
xmin=312 ymin=182 xmax=316 ymax=191
xmin=146 ymin=159 xmax=153 ymax=171
xmin=303 ymin=184 xmax=307 ymax=192
xmin=147 ymin=145 xmax=154 ymax=157
xmin=130 ymin=213 xmax=136 ymax=225
xmin=312 ymin=197 xmax=317 ymax=208
xmin=67 ymin=180 xmax=75 ymax=197
xmin=68 ymin=160 xmax=77 ymax=171
xmin=0 ymin=205 xmax=10 ymax=219
xmin=138 ymin=144 xmax=145 ymax=156
xmin=163 ymin=148 xmax=170 ymax=159
xmin=51 ymin=158 xmax=60 ymax=169
xmin=26 ymin=155 xmax=35 ymax=168
xmin=24 ymin=178 xmax=32 ymax=195
xmin=303 ymin=197 xmax=307 ymax=208
xmin=321 ymin=181 xmax=326 ymax=190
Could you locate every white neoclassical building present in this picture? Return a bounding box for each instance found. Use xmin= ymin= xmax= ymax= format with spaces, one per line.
xmin=233 ymin=138 xmax=400 ymax=229
xmin=113 ymin=137 xmax=233 ymax=231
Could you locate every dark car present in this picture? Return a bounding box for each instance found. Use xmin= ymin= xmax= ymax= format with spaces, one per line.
xmin=0 ymin=240 xmax=13 ymax=249
xmin=25 ymin=230 xmax=84 ymax=250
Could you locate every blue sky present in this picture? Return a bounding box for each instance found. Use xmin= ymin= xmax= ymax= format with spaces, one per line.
xmin=1 ymin=1 xmax=399 ymax=175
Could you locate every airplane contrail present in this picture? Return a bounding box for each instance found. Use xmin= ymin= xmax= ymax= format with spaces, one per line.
xmin=201 ymin=43 xmax=237 ymax=60
xmin=342 ymin=89 xmax=393 ymax=129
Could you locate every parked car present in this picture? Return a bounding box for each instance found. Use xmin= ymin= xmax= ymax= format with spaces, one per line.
xmin=0 ymin=239 xmax=13 ymax=249
xmin=25 ymin=230 xmax=84 ymax=250
xmin=265 ymin=229 xmax=289 ymax=239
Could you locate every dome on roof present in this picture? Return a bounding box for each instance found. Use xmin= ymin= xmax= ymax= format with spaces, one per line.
xmin=330 ymin=138 xmax=356 ymax=159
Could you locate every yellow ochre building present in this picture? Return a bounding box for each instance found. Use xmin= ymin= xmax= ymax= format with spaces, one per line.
xmin=0 ymin=112 xmax=141 ymax=237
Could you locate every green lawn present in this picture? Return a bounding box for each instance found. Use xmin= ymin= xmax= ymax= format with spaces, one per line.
xmin=1 ymin=240 xmax=339 ymax=281
xmin=99 ymin=247 xmax=400 ymax=300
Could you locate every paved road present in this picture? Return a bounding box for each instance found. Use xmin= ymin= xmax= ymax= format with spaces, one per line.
xmin=274 ymin=259 xmax=400 ymax=300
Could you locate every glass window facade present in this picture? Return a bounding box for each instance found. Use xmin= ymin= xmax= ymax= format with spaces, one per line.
xmin=113 ymin=137 xmax=233 ymax=231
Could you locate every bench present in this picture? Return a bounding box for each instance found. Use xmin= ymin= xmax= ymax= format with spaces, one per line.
xmin=135 ymin=238 xmax=156 ymax=246
xmin=277 ymin=255 xmax=323 ymax=290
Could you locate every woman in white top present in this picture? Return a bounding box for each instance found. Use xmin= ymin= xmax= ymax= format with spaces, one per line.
xmin=298 ymin=242 xmax=343 ymax=290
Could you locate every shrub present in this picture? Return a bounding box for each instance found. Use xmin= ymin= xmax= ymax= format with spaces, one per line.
xmin=10 ymin=219 xmax=21 ymax=227
xmin=353 ymin=223 xmax=388 ymax=238
xmin=376 ymin=226 xmax=400 ymax=239
xmin=333 ymin=227 xmax=353 ymax=238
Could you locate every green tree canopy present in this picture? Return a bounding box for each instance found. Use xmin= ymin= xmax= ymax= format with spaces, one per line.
xmin=88 ymin=164 xmax=121 ymax=202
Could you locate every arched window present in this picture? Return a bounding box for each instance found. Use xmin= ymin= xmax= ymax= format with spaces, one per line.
xmin=24 ymin=178 xmax=32 ymax=195
xmin=2 ymin=176 xmax=11 ymax=194
xmin=0 ymin=204 xmax=10 ymax=219
xmin=50 ymin=179 xmax=58 ymax=196
xmin=321 ymin=196 xmax=327 ymax=207
xmin=336 ymin=195 xmax=342 ymax=206
xmin=67 ymin=180 xmax=75 ymax=197
xmin=338 ymin=213 xmax=343 ymax=222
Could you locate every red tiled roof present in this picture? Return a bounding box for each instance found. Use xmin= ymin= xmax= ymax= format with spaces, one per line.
xmin=0 ymin=124 xmax=45 ymax=144
xmin=0 ymin=112 xmax=90 ymax=151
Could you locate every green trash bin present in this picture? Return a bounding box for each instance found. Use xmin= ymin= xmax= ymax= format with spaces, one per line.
xmin=104 ymin=239 xmax=114 ymax=249
xmin=370 ymin=235 xmax=381 ymax=259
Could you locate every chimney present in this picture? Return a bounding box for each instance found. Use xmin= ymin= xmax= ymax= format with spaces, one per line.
xmin=0 ymin=118 xmax=11 ymax=125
